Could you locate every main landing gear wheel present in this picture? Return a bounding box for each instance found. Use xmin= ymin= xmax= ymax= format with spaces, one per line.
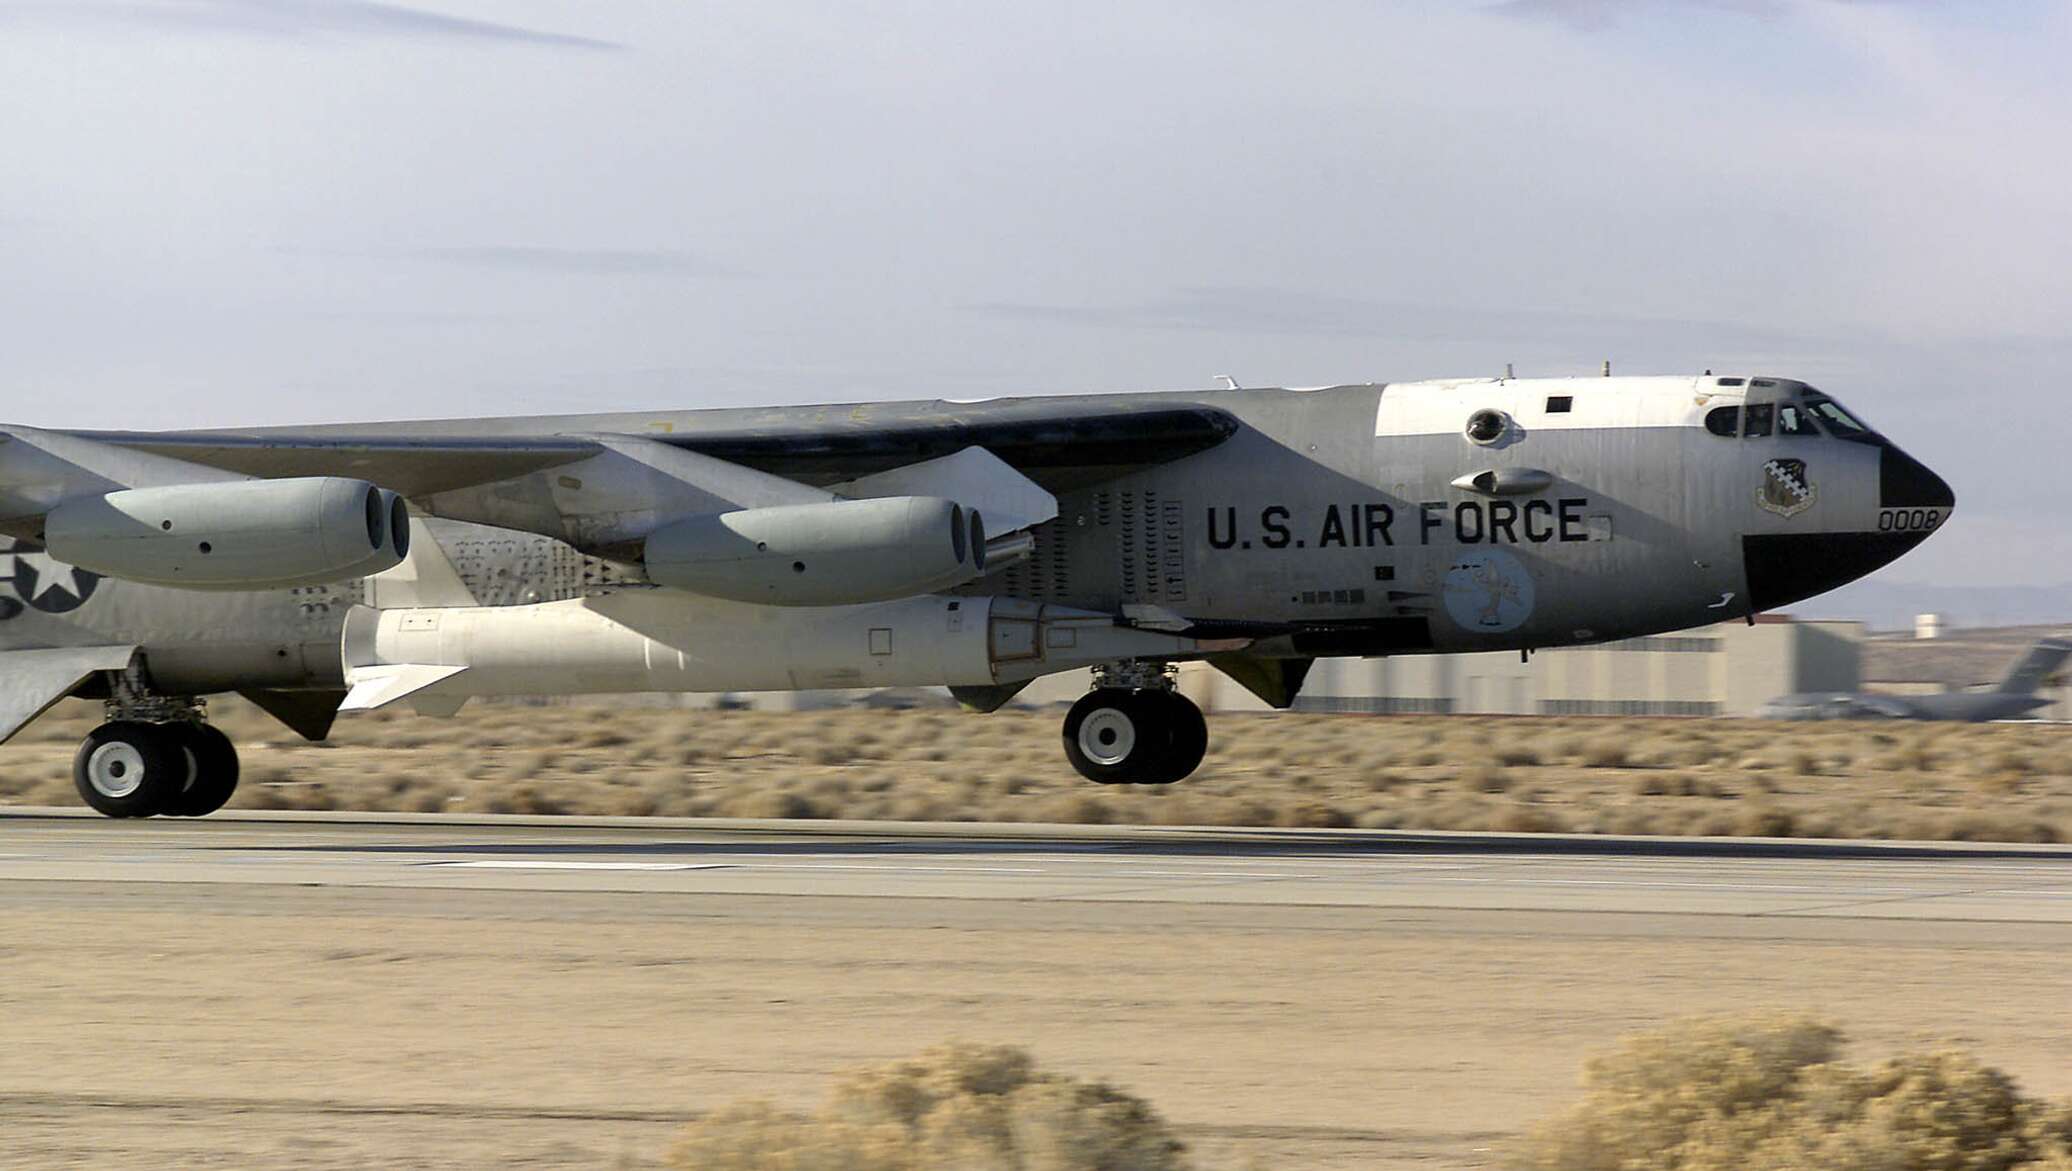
xmin=73 ymin=721 xmax=189 ymax=819
xmin=1144 ymin=689 xmax=1208 ymax=783
xmin=1062 ymin=688 xmax=1208 ymax=785
xmin=163 ymin=723 xmax=240 ymax=817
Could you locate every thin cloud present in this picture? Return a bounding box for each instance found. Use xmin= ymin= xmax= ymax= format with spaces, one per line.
xmin=1486 ymin=0 xmax=1782 ymax=31
xmin=408 ymin=246 xmax=739 ymax=278
xmin=0 ymin=0 xmax=620 ymax=50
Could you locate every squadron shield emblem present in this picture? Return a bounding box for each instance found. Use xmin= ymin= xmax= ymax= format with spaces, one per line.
xmin=1756 ymin=458 xmax=1816 ymax=518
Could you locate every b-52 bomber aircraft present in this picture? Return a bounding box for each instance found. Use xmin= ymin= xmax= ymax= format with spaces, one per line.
xmin=0 ymin=373 xmax=1953 ymax=817
xmin=1760 ymin=637 xmax=2069 ymax=721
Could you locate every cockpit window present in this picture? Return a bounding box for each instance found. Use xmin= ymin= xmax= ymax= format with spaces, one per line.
xmin=1704 ymin=405 xmax=1740 ymax=437
xmin=1743 ymin=402 xmax=1774 ymax=438
xmin=1806 ymin=397 xmax=1868 ymax=435
xmin=1776 ymin=403 xmax=1817 ymax=436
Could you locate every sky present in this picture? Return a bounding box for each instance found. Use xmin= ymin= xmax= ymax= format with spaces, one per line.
xmin=2 ymin=0 xmax=2068 ymax=600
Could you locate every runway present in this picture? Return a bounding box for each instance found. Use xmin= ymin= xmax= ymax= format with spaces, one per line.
xmin=2 ymin=809 xmax=2069 ymax=922
xmin=4 ymin=810 xmax=2069 ymax=1170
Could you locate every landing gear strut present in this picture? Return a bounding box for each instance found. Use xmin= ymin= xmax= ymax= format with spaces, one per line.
xmin=1061 ymin=664 xmax=1208 ymax=785
xmin=73 ymin=676 xmax=241 ymax=818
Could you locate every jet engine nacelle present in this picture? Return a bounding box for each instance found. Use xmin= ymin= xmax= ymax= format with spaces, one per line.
xmin=643 ymin=495 xmax=986 ymax=606
xmin=44 ymin=477 xmax=410 ymax=590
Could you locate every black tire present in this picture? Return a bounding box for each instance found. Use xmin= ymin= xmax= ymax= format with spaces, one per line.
xmin=72 ymin=721 xmax=189 ymax=819
xmin=163 ymin=724 xmax=240 ymax=817
xmin=1063 ymin=689 xmax=1177 ymax=785
xmin=1144 ymin=690 xmax=1208 ymax=784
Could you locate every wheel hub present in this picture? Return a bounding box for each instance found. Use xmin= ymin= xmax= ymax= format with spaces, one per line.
xmin=86 ymin=741 xmax=147 ymax=799
xmin=1076 ymin=706 xmax=1137 ymax=767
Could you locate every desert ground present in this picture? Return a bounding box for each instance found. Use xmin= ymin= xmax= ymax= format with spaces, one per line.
xmin=7 ymin=700 xmax=2071 ymax=1169
xmin=2 ymin=867 xmax=2069 ymax=1170
xmin=5 ymin=696 xmax=2070 ymax=841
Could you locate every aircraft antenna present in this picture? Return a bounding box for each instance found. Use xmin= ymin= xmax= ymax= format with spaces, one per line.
xmin=1214 ymin=375 xmax=1241 ymax=390
xmin=1601 ymin=359 xmax=1612 ymax=377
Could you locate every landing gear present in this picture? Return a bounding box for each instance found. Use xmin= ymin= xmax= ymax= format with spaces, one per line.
xmin=73 ymin=721 xmax=190 ymax=818
xmin=72 ymin=719 xmax=242 ymax=818
xmin=1061 ymin=670 xmax=1208 ymax=786
xmin=162 ymin=723 xmax=240 ymax=817
xmin=72 ymin=674 xmax=242 ymax=818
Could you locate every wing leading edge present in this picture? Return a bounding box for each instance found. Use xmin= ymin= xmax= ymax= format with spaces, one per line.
xmin=68 ymin=402 xmax=1239 ymax=494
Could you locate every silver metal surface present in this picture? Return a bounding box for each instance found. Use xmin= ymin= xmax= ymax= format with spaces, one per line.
xmin=83 ymin=742 xmax=144 ymax=798
xmin=1076 ymin=705 xmax=1137 ymax=766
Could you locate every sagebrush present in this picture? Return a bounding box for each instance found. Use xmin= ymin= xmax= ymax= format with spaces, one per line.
xmin=1512 ymin=1015 xmax=2072 ymax=1171
xmin=670 ymin=1043 xmax=1189 ymax=1171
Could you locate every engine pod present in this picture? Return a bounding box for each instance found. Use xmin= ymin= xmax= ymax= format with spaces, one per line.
xmin=44 ymin=477 xmax=406 ymax=589
xmin=644 ymin=495 xmax=983 ymax=606
xmin=321 ymin=490 xmax=415 ymax=582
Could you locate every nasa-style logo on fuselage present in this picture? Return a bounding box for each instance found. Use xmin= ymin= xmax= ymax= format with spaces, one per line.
xmin=1756 ymin=458 xmax=1816 ymax=518
xmin=1442 ymin=548 xmax=1535 ymax=632
xmin=0 ymin=540 xmax=103 ymax=621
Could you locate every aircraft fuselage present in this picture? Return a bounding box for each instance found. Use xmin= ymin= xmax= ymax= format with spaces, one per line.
xmin=1 ymin=374 xmax=1952 ymax=695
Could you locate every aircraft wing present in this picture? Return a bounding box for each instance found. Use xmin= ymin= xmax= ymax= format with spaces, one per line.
xmin=15 ymin=399 xmax=1240 ymax=558
xmin=49 ymin=432 xmax=604 ymax=498
xmin=71 ymin=399 xmax=1237 ymax=493
xmin=0 ymin=645 xmax=138 ymax=744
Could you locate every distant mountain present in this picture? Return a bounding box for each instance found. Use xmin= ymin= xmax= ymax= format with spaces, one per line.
xmin=1790 ymin=579 xmax=2072 ymax=633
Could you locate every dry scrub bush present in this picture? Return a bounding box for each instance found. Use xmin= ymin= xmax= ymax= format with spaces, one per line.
xmin=669 ymin=1043 xmax=1189 ymax=1171
xmin=1511 ymin=1015 xmax=2072 ymax=1171
xmin=1579 ymin=740 xmax=1633 ymax=769
xmin=1494 ymin=804 xmax=1570 ymax=834
xmin=1274 ymin=800 xmax=1353 ymax=828
xmin=1461 ymin=766 xmax=1512 ymax=794
xmin=11 ymin=703 xmax=2070 ymax=842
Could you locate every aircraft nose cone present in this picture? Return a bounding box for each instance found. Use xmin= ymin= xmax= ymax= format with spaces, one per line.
xmin=1741 ymin=442 xmax=1954 ymax=612
xmin=1880 ymin=445 xmax=1954 ymax=511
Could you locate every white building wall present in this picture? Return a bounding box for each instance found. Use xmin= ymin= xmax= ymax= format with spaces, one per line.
xmin=1280 ymin=620 xmax=1861 ymax=718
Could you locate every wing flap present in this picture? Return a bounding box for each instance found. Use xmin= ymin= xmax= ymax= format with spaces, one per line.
xmin=0 ymin=645 xmax=137 ymax=745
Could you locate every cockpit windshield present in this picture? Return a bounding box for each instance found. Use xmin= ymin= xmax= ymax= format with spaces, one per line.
xmin=1803 ymin=394 xmax=1876 ymax=441
xmin=1702 ymin=379 xmax=1883 ymax=444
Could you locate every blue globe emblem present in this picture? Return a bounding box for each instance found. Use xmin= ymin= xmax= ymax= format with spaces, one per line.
xmin=1441 ymin=549 xmax=1535 ymax=633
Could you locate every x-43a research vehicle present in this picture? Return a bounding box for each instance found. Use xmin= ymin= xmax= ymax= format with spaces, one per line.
xmin=0 ymin=374 xmax=1952 ymax=817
